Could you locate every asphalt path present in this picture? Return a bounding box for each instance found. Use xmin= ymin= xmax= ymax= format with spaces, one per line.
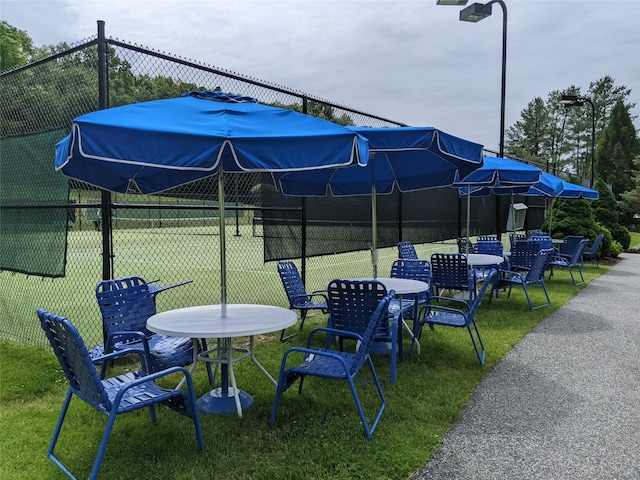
xmin=412 ymin=252 xmax=640 ymax=480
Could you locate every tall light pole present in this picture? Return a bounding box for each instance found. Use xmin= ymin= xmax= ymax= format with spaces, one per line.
xmin=438 ymin=0 xmax=508 ymax=238
xmin=559 ymin=95 xmax=595 ymax=187
xmin=438 ymin=1 xmax=507 ymax=158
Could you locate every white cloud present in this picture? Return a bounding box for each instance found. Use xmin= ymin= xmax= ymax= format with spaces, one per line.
xmin=2 ymin=0 xmax=639 ymax=151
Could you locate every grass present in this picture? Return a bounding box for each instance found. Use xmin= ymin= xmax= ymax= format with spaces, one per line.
xmin=2 ymin=231 xmax=637 ymax=479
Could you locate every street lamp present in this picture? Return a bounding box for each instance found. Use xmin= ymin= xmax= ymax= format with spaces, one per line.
xmin=438 ymin=1 xmax=507 ymax=158
xmin=559 ymin=94 xmax=595 ymax=187
xmin=439 ymin=0 xmax=508 ymax=239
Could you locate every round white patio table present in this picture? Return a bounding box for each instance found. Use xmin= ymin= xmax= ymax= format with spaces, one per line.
xmin=463 ymin=253 xmax=505 ymax=267
xmin=147 ymin=304 xmax=297 ymax=417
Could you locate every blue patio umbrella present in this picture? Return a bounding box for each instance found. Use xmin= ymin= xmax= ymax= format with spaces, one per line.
xmin=455 ymin=156 xmax=543 ymax=250
xmin=272 ymin=126 xmax=484 ymax=277
xmin=460 ymin=171 xmax=598 ymax=237
xmin=55 ymin=91 xmax=369 ymax=313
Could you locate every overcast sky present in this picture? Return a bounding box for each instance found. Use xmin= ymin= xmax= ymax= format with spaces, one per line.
xmin=2 ymin=0 xmax=639 ymax=152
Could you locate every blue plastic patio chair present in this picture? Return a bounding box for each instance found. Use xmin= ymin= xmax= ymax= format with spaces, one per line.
xmin=559 ymin=235 xmax=585 ymax=258
xmin=277 ymin=261 xmax=328 ymax=341
xmin=269 ymin=290 xmax=394 ymax=439
xmin=326 ymin=279 xmax=403 ymax=384
xmin=582 ymin=233 xmax=604 ymax=268
xmin=456 ymin=237 xmax=475 ymax=254
xmin=491 ymin=249 xmax=554 ymax=310
xmin=397 ymin=241 xmax=418 ymax=260
xmin=430 ymin=253 xmax=476 ymax=302
xmin=389 ymin=259 xmax=433 ymax=354
xmin=37 ymin=309 xmax=204 ymax=480
xmin=549 ymin=239 xmax=590 ymax=285
xmin=409 ymin=269 xmax=496 ymax=364
xmin=95 ymin=276 xmax=202 ymax=374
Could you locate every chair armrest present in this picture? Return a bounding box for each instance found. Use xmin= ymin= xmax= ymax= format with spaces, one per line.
xmin=307 ymin=326 xmax=363 ymax=347
xmin=93 ymin=347 xmax=151 ymax=378
xmin=422 ymin=304 xmax=467 ymax=319
xmin=429 ymin=295 xmax=470 ymax=310
xmin=104 ymin=330 xmax=150 ymax=352
xmin=111 ymin=366 xmax=197 ymax=405
xmin=280 ymin=346 xmax=352 ymax=372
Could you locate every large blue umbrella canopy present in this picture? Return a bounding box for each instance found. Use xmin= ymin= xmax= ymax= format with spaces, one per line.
xmin=55 ymin=91 xmax=368 ymax=195
xmin=54 ymin=91 xmax=370 ymax=313
xmin=556 ymin=181 xmax=599 ymax=200
xmin=455 ymin=156 xmax=542 ymax=248
xmin=272 ymin=126 xmax=484 ymax=276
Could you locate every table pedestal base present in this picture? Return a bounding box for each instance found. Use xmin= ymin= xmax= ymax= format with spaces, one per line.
xmin=197 ymin=387 xmax=254 ymax=415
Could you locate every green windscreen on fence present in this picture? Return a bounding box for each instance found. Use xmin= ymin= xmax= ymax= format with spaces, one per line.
xmin=0 ymin=130 xmax=70 ymax=277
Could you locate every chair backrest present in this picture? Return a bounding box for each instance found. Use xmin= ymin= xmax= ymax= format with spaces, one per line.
xmin=96 ymin=276 xmax=156 ymax=338
xmin=350 ymin=291 xmax=395 ymax=376
xmin=477 ymin=235 xmax=498 ymax=242
xmin=390 ymin=259 xmax=432 ymax=300
xmin=529 ymin=235 xmax=553 ymax=250
xmin=510 ymin=240 xmax=541 ymax=270
xmin=397 ymin=241 xmax=418 ymax=260
xmin=277 ymin=261 xmax=307 ymax=306
xmin=475 ymin=240 xmax=504 ymax=256
xmin=566 ymin=239 xmax=590 ymax=265
xmin=560 ymin=235 xmax=585 ymax=256
xmin=37 ymin=309 xmax=112 ymax=410
xmin=586 ymin=233 xmax=604 ymax=254
xmin=509 ymin=232 xmax=527 ymax=246
xmin=327 ymin=279 xmax=388 ymax=337
xmin=524 ymin=248 xmax=554 ymax=283
xmin=456 ymin=237 xmax=475 ymax=254
xmin=430 ymin=253 xmax=472 ymax=290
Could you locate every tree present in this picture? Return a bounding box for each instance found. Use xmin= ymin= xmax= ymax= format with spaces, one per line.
xmin=595 ymin=100 xmax=640 ymax=203
xmin=0 ymin=21 xmax=34 ymax=71
xmin=619 ymin=154 xmax=640 ymax=231
xmin=592 ymin=177 xmax=629 ymax=254
xmin=545 ymin=197 xmax=598 ymax=243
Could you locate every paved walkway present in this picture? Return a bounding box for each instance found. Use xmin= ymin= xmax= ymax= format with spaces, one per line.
xmin=412 ymin=252 xmax=640 ymax=480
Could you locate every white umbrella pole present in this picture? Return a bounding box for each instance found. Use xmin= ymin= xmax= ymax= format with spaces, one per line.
xmin=466 ymin=189 xmax=471 ymax=253
xmin=371 ymin=183 xmax=378 ymax=278
xmin=219 ymin=171 xmax=227 ymax=317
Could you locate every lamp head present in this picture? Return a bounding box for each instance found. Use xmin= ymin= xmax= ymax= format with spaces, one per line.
xmin=436 ymin=0 xmax=469 ymax=5
xmin=559 ymin=95 xmax=585 ymax=108
xmin=460 ymin=3 xmax=492 ymax=22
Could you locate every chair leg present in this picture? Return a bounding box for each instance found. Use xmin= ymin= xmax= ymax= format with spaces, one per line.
xmin=89 ymin=409 xmax=119 ymax=480
xmin=48 ymin=389 xmax=75 ymax=479
xmin=466 ymin=321 xmax=486 ymax=366
xmin=348 ymin=356 xmax=386 ymax=439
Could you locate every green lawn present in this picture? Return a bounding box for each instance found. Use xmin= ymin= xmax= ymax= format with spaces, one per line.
xmin=1 ymin=231 xmax=633 ymax=480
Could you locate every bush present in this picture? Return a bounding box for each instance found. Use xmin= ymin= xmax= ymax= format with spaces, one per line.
xmin=610 ymin=240 xmax=624 ymax=257
xmin=610 ymin=223 xmax=631 ymax=250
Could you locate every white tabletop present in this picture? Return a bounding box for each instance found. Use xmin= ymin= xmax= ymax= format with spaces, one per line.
xmin=332 ymin=277 xmax=429 ymax=295
xmin=464 ymin=253 xmax=504 ymax=266
xmin=147 ymin=304 xmax=297 ymax=338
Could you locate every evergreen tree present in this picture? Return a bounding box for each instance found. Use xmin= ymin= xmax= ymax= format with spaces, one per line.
xmin=546 ymin=197 xmax=598 ymax=243
xmin=595 ymin=100 xmax=640 ymax=202
xmin=591 ymin=177 xmax=628 ymax=254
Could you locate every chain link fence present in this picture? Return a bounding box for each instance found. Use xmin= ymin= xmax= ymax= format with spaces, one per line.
xmin=1 ymin=25 xmax=544 ymax=348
